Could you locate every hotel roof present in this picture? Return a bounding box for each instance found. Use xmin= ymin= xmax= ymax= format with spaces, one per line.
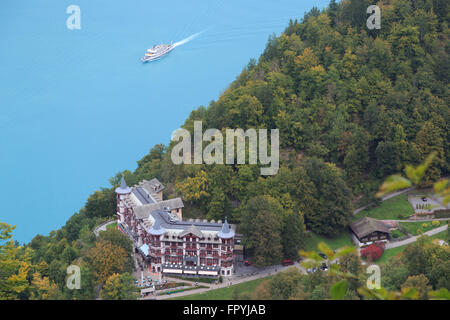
xmin=148 ymin=210 xmax=235 ymax=237
xmin=134 ymin=198 xmax=184 ymax=219
xmin=140 ymin=178 xmax=165 ymax=194
xmin=115 ymin=177 xmax=131 ymax=195
xmin=217 ymin=217 xmax=235 ymax=239
xmin=132 ymin=187 xmax=156 ymax=205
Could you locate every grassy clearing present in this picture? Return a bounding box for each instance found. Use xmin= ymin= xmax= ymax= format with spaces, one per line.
xmin=377 ymin=246 xmax=406 ymax=264
xmin=303 ymin=231 xmax=354 ymax=252
xmin=391 ymin=229 xmax=408 ymax=239
xmin=354 ymin=193 xmax=413 ymax=220
xmin=170 ymin=276 xmax=218 ymax=284
xmin=172 ymin=276 xmax=272 ymax=300
xmin=106 ymin=221 xmax=118 ymax=230
xmin=400 ymin=221 xmax=443 ymax=235
xmin=377 ymin=229 xmax=448 ymax=264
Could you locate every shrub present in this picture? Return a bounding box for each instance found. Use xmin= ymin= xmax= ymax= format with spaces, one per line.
xmin=432 ymin=220 xmax=440 ymax=227
xmin=422 ymin=223 xmax=429 ymax=228
xmin=391 ymin=230 xmax=403 ymax=239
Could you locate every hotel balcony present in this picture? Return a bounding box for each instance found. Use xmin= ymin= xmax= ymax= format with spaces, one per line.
xmin=149 ymin=252 xmax=163 ymax=257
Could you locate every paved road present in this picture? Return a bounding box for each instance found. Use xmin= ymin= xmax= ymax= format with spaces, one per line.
xmin=93 ymin=219 xmax=116 ymax=237
xmin=383 ymin=218 xmax=450 ymax=223
xmin=146 ymin=263 xmax=306 ymax=300
xmin=386 ymin=224 xmax=448 ymax=249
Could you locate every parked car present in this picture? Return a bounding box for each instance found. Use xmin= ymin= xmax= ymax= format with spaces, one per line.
xmin=318 ymin=252 xmax=327 ymax=259
xmin=422 ymin=197 xmax=427 ymax=202
xmin=244 ymin=260 xmax=252 ymax=266
xmin=307 ymin=268 xmax=312 ymax=273
xmin=282 ymin=259 xmax=294 ymax=266
xmin=320 ymin=263 xmax=328 ymax=271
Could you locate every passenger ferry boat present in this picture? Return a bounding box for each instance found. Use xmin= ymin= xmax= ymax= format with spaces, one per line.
xmin=141 ymin=42 xmax=175 ymax=62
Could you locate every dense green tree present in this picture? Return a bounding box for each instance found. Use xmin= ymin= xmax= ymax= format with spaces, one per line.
xmin=415 ymin=120 xmax=445 ymax=187
xmin=281 ymin=212 xmax=307 ymax=259
xmin=402 ymin=274 xmax=432 ymax=300
xmin=84 ymin=188 xmax=116 ymax=219
xmin=269 ymin=268 xmax=304 ymax=300
xmin=302 ymin=158 xmax=353 ymax=236
xmin=100 ymin=272 xmax=139 ymax=300
xmin=239 ymin=196 xmax=284 ymax=266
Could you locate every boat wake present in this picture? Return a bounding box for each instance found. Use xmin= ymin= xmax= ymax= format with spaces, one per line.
xmin=173 ymin=31 xmax=204 ymax=48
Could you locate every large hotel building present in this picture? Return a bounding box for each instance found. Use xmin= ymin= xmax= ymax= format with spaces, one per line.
xmin=115 ymin=177 xmax=236 ymax=277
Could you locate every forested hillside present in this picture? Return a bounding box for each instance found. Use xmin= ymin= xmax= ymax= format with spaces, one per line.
xmin=1 ymin=0 xmax=448 ymax=299
xmin=124 ymin=0 xmax=449 ymax=259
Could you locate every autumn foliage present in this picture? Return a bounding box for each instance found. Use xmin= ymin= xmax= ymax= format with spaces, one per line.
xmin=86 ymin=240 xmax=128 ymax=284
xmin=360 ymin=242 xmax=385 ymax=261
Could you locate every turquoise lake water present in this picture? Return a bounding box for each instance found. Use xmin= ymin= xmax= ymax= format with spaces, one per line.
xmin=0 ymin=0 xmax=328 ymax=243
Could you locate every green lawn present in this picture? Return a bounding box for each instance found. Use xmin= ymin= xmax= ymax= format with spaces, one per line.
xmin=391 ymin=229 xmax=407 ymax=239
xmin=303 ymin=231 xmax=354 ymax=252
xmin=377 ymin=246 xmax=406 ymax=264
xmin=354 ymin=193 xmax=413 ymax=221
xmin=399 ymin=221 xmax=443 ymax=235
xmin=377 ymin=229 xmax=448 ymax=264
xmin=171 ymin=276 xmax=272 ymax=300
xmin=106 ymin=221 xmax=118 ymax=230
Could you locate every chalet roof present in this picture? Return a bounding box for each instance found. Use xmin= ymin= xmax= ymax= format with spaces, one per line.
xmin=349 ymin=217 xmax=391 ymax=239
xmin=133 ymin=198 xmax=184 ymax=219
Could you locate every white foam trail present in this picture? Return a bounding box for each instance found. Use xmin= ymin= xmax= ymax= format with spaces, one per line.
xmin=173 ymin=31 xmax=204 ymax=48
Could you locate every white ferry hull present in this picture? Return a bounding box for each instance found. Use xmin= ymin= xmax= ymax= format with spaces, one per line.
xmin=141 ymin=44 xmax=175 ymax=62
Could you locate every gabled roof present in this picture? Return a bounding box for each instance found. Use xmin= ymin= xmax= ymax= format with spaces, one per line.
xmin=140 ymin=178 xmax=165 ymax=194
xmin=179 ymin=225 xmax=204 ymax=238
xmin=349 ymin=217 xmax=391 ymax=239
xmin=148 ymin=217 xmax=165 ymax=236
xmin=133 ymin=198 xmax=184 ymax=219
